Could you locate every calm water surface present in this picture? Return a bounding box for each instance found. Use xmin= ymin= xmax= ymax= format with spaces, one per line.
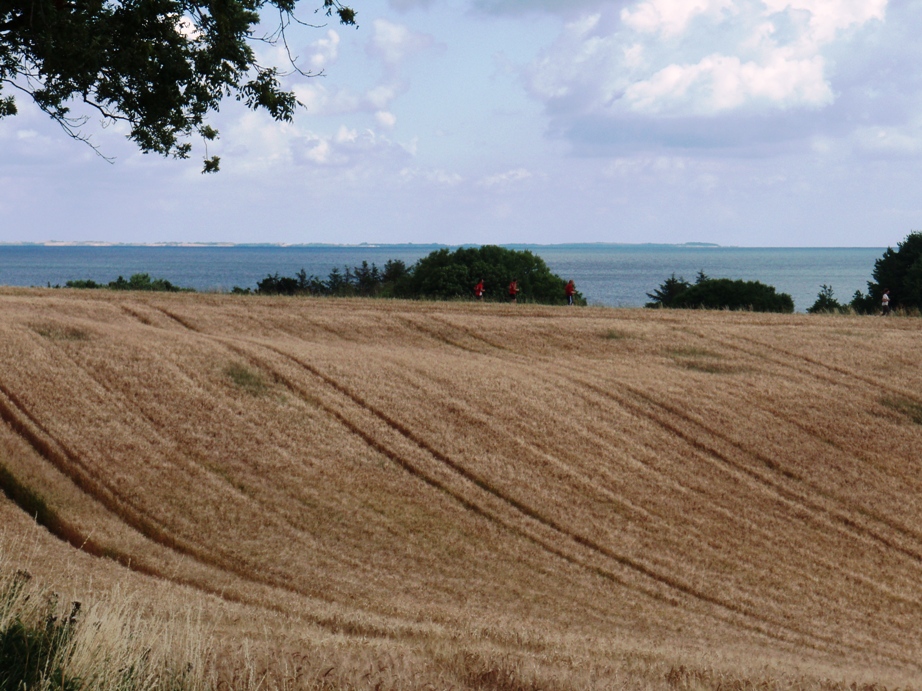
xmin=0 ymin=244 xmax=883 ymax=312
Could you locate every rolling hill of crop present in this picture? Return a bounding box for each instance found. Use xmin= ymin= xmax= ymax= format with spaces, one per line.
xmin=1 ymin=288 xmax=921 ymax=689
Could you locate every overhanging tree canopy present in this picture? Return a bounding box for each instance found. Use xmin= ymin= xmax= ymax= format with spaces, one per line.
xmin=0 ymin=0 xmax=355 ymax=171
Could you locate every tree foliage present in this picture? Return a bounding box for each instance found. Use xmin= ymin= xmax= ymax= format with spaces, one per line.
xmin=850 ymin=231 xmax=922 ymax=314
xmin=645 ymin=273 xmax=691 ymax=308
xmin=65 ymin=272 xmax=188 ymax=291
xmin=807 ymin=284 xmax=848 ymax=314
xmin=646 ymin=271 xmax=793 ymax=313
xmin=246 ymin=246 xmax=583 ymax=305
xmin=254 ymin=260 xmax=392 ymax=297
xmin=400 ymin=245 xmax=583 ymax=304
xmin=0 ymin=0 xmax=356 ymax=171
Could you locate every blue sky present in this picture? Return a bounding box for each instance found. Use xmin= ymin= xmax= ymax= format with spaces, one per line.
xmin=2 ymin=0 xmax=921 ymax=246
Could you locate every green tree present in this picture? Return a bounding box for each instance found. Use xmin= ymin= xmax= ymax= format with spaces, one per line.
xmin=852 ymin=231 xmax=922 ymax=313
xmin=0 ymin=0 xmax=356 ymax=171
xmin=646 ymin=274 xmax=793 ymax=313
xmin=108 ymin=273 xmax=185 ymax=291
xmin=807 ymin=284 xmax=846 ymax=314
xmin=405 ymin=245 xmax=582 ymax=305
xmin=645 ymin=273 xmax=691 ymax=308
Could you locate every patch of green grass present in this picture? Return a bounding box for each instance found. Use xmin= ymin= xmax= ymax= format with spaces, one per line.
xmin=881 ymin=397 xmax=922 ymax=425
xmin=224 ymin=363 xmax=269 ymax=396
xmin=31 ymin=323 xmax=90 ymax=341
xmin=678 ymin=360 xmax=739 ymax=374
xmin=603 ymin=328 xmax=635 ymax=340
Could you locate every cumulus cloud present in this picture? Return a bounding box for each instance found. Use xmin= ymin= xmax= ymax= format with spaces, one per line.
xmin=523 ymin=0 xmax=894 ymax=153
xmin=304 ymin=30 xmax=340 ymax=73
xmin=620 ymin=0 xmax=736 ymax=37
xmin=400 ymin=167 xmax=464 ymax=185
xmin=367 ymin=19 xmax=435 ymax=69
xmin=623 ymin=52 xmax=832 ymax=114
xmin=479 ymin=168 xmax=534 ymax=186
xmin=376 ymin=111 xmax=398 ymax=128
xmin=293 ymin=81 xmax=404 ymax=118
xmin=294 ymin=125 xmax=416 ymax=170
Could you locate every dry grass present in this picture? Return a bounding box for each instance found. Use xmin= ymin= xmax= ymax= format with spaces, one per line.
xmin=1 ymin=289 xmax=922 ymax=689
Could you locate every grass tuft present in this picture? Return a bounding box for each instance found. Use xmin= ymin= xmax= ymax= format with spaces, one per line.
xmin=0 ymin=550 xmax=215 ymax=691
xmin=603 ymin=328 xmax=635 ymax=340
xmin=31 ymin=323 xmax=90 ymax=342
xmin=881 ymin=397 xmax=922 ymax=425
xmin=224 ymin=363 xmax=269 ymax=397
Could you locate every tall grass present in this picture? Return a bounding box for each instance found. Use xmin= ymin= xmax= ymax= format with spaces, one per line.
xmin=0 ymin=544 xmax=214 ymax=691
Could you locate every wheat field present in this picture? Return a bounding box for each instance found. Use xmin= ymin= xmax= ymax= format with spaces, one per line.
xmin=1 ymin=287 xmax=921 ymax=689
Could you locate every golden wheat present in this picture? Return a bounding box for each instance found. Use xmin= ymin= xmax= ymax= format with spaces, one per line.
xmin=1 ymin=289 xmax=921 ymax=689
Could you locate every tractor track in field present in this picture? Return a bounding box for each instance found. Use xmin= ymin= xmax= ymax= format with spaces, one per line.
xmin=384 ymin=317 xmax=916 ymax=539
xmin=349 ymin=347 xmax=887 ymax=615
xmin=228 ymin=335 xmax=909 ymax=663
xmin=695 ymin=327 xmax=922 ymax=411
xmin=404 ymin=315 xmax=922 ymax=636
xmin=679 ymin=328 xmax=922 ymax=546
xmin=0 ymin=315 xmax=460 ymax=641
xmin=8 ymin=300 xmax=921 ymax=667
xmin=427 ymin=313 xmax=922 ymax=571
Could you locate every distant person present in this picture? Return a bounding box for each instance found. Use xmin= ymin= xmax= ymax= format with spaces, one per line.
xmin=508 ymin=278 xmax=519 ymax=304
xmin=565 ymin=279 xmax=576 ymax=306
xmin=474 ymin=278 xmax=484 ymax=301
xmin=882 ymin=289 xmax=891 ymax=315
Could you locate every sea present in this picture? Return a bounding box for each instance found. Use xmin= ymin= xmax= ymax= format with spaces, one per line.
xmin=0 ymin=244 xmax=884 ymax=313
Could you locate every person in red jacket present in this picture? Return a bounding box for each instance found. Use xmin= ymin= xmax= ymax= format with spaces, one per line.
xmin=565 ymin=279 xmax=576 ymax=306
xmin=474 ymin=278 xmax=484 ymax=300
xmin=508 ymin=278 xmax=519 ymax=304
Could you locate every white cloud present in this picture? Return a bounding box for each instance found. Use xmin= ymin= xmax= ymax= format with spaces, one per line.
xmin=400 ymin=167 xmax=464 ymax=185
xmin=479 ymin=168 xmax=534 ymax=186
xmin=849 ymin=124 xmax=922 ymax=157
xmin=367 ymin=19 xmax=435 ymax=69
xmin=621 ymin=0 xmax=736 ymax=37
xmin=763 ymin=0 xmax=886 ymax=43
xmin=376 ymin=111 xmax=398 ymax=128
xmin=293 ymin=81 xmax=403 ymax=118
xmin=306 ymin=30 xmax=340 ymax=73
xmin=623 ymin=52 xmax=832 ymax=114
xmin=524 ymin=0 xmax=891 ymax=152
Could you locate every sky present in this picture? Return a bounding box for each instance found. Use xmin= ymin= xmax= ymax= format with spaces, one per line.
xmin=2 ymin=0 xmax=922 ymax=246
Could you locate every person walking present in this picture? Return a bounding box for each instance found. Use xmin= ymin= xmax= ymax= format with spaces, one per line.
xmin=565 ymin=279 xmax=576 ymax=306
xmin=882 ymin=288 xmax=891 ymax=315
xmin=508 ymin=278 xmax=519 ymax=304
xmin=474 ymin=278 xmax=484 ymax=301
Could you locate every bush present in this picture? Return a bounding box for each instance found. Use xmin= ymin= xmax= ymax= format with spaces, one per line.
xmin=64 ymin=279 xmax=103 ymax=289
xmin=402 ymin=245 xmax=583 ymax=304
xmin=646 ymin=272 xmax=793 ymax=313
xmin=65 ymin=274 xmax=188 ymax=292
xmin=247 ymin=247 xmax=582 ymax=305
xmin=851 ymin=231 xmax=922 ymax=313
xmin=645 ymin=274 xmax=691 ymax=308
xmin=807 ymin=285 xmax=849 ymax=314
xmin=108 ymin=273 xmax=186 ymax=292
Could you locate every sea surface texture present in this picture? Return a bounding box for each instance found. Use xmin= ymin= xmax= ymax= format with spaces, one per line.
xmin=0 ymin=244 xmax=883 ymax=312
